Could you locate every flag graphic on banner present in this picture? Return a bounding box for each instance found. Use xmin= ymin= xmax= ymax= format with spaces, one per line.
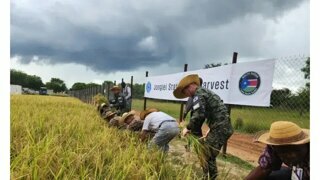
xmin=239 ymin=71 xmax=261 ymax=95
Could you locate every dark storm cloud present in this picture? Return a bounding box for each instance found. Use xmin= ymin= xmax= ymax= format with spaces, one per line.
xmin=11 ymin=0 xmax=306 ymax=73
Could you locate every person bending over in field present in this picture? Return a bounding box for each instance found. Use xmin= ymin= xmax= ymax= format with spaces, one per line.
xmin=102 ymin=111 xmax=116 ymax=122
xmin=97 ymin=103 xmax=110 ymax=116
xmin=245 ymin=121 xmax=309 ymax=180
xmin=119 ymin=110 xmax=144 ymax=132
xmin=108 ymin=116 xmax=126 ymax=129
xmin=139 ymin=108 xmax=179 ymax=152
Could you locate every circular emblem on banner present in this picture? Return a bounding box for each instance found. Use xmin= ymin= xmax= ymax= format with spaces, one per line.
xmin=146 ymin=81 xmax=152 ymax=93
xmin=239 ymin=71 xmax=261 ymax=95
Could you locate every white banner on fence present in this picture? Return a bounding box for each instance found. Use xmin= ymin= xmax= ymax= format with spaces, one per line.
xmin=144 ymin=59 xmax=275 ymax=106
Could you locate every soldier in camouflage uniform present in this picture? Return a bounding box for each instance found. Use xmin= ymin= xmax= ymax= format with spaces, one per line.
xmin=174 ymin=74 xmax=234 ymax=180
xmin=109 ymin=86 xmax=129 ymax=116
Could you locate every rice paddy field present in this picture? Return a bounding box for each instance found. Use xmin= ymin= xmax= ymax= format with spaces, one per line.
xmin=11 ymin=95 xmax=252 ymax=179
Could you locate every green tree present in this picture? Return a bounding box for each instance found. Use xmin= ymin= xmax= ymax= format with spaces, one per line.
xmin=86 ymin=83 xmax=100 ymax=88
xmin=46 ymin=78 xmax=67 ymax=93
xmin=301 ymin=57 xmax=310 ymax=88
xmin=270 ymin=88 xmax=292 ymax=107
xmin=70 ymin=82 xmax=87 ymax=90
xmin=27 ymin=75 xmax=44 ymax=90
xmin=10 ymin=69 xmax=44 ymax=90
xmin=132 ymin=83 xmax=144 ymax=99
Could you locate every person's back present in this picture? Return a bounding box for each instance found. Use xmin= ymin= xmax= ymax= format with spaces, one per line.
xmin=140 ymin=109 xmax=179 ymax=152
xmin=142 ymin=111 xmax=177 ymax=132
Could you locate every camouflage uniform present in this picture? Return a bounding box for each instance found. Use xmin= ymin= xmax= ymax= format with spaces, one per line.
xmin=109 ymin=93 xmax=128 ymax=115
xmin=187 ymin=87 xmax=234 ymax=179
xmin=127 ymin=119 xmax=144 ymax=131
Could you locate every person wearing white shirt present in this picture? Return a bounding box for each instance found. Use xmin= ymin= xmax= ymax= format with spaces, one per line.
xmin=139 ymin=108 xmax=179 ymax=152
xmin=121 ymin=82 xmax=132 ymax=111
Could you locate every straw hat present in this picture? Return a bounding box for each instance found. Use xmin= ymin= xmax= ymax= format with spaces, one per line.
xmin=119 ymin=111 xmax=135 ymax=124
xmin=140 ymin=108 xmax=159 ymax=120
xmin=173 ymin=74 xmax=200 ymax=99
xmin=97 ymin=102 xmax=105 ymax=111
xmin=110 ymin=86 xmax=121 ymax=91
xmin=256 ymin=121 xmax=309 ymax=145
xmin=104 ymin=111 xmax=116 ymax=119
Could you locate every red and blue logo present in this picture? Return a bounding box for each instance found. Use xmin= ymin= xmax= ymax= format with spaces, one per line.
xmin=239 ymin=71 xmax=261 ymax=95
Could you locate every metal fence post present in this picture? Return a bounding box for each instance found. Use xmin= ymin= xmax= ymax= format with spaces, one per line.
xmin=130 ymin=76 xmax=133 ymax=111
xmin=222 ymin=52 xmax=238 ymax=156
xmin=143 ymin=71 xmax=148 ymax=110
xmin=179 ymin=64 xmax=188 ymax=123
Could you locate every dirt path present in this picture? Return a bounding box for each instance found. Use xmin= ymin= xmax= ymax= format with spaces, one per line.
xmin=199 ymin=123 xmax=265 ymax=166
xmin=227 ymin=132 xmax=265 ymax=165
xmin=168 ymin=138 xmax=251 ymax=179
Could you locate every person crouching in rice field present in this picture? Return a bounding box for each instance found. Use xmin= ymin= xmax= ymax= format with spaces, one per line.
xmin=139 ymin=108 xmax=180 ymax=152
xmin=245 ymin=121 xmax=309 ymax=180
xmin=174 ymin=74 xmax=233 ymax=180
xmin=119 ymin=110 xmax=144 ymax=132
xmin=97 ymin=103 xmax=109 ymax=116
xmin=102 ymin=111 xmax=116 ymax=122
xmin=108 ymin=116 xmax=122 ymax=128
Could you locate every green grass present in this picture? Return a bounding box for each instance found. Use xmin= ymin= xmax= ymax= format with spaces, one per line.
xmin=217 ymin=154 xmax=254 ymax=171
xmin=133 ymin=99 xmax=183 ymax=119
xmin=230 ymin=106 xmax=309 ymax=133
xmin=132 ymin=99 xmax=310 ymax=133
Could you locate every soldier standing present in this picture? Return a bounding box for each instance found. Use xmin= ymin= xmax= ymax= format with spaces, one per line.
xmin=174 ymin=74 xmax=233 ymax=180
xmin=121 ymin=81 xmax=132 ymax=111
xmin=109 ymin=86 xmax=128 ymax=115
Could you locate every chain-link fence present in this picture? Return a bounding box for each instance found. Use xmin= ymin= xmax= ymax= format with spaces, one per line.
xmin=68 ymin=82 xmax=115 ymax=105
xmin=232 ymin=55 xmax=310 ymax=133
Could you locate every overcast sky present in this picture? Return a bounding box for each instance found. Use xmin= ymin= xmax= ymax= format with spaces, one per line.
xmin=10 ymin=0 xmax=310 ymax=90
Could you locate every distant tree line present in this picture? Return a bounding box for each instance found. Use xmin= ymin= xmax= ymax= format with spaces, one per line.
xmin=10 ymin=69 xmax=68 ymax=93
xmin=10 ymin=69 xmax=44 ymax=90
xmin=271 ymin=57 xmax=310 ymax=113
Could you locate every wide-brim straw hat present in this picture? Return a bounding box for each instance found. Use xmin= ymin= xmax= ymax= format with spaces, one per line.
xmin=119 ymin=111 xmax=135 ymax=124
xmin=110 ymin=86 xmax=121 ymax=91
xmin=256 ymin=121 xmax=309 ymax=145
xmin=140 ymin=108 xmax=159 ymax=120
xmin=173 ymin=74 xmax=200 ymax=99
xmin=104 ymin=111 xmax=116 ymax=119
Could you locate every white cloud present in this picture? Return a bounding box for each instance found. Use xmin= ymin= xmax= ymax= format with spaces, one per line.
xmin=138 ymin=36 xmax=157 ymax=52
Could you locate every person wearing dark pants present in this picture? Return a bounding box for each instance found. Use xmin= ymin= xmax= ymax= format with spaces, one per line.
xmin=174 ymin=74 xmax=233 ymax=180
xmin=139 ymin=108 xmax=180 ymax=152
